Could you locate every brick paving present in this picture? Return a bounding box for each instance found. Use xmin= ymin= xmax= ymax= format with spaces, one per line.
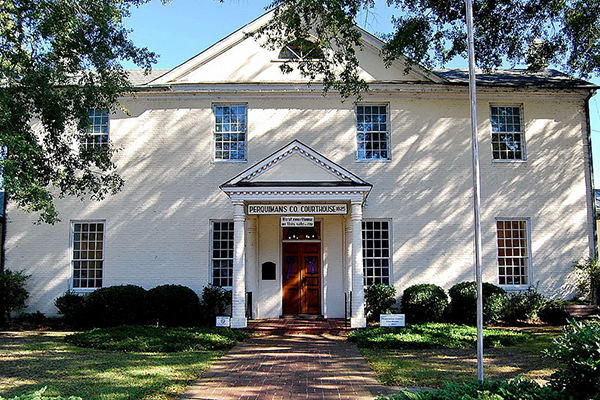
xmin=178 ymin=330 xmax=395 ymax=400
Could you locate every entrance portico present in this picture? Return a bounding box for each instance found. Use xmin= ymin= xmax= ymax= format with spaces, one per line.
xmin=220 ymin=141 xmax=372 ymax=328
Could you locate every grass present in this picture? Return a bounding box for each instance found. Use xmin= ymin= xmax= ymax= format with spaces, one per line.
xmin=0 ymin=327 xmax=246 ymax=400
xmin=358 ymin=325 xmax=562 ymax=388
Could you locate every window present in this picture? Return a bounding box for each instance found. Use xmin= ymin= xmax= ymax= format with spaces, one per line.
xmin=490 ymin=106 xmax=525 ymax=160
xmin=71 ymin=221 xmax=104 ymax=289
xmin=214 ymin=105 xmax=247 ymax=161
xmin=356 ymin=105 xmax=390 ymax=160
xmin=362 ymin=220 xmax=391 ymax=285
xmin=211 ymin=221 xmax=234 ymax=287
xmin=278 ymin=39 xmax=324 ymax=60
xmin=85 ymin=109 xmax=109 ymax=148
xmin=496 ymin=219 xmax=530 ymax=286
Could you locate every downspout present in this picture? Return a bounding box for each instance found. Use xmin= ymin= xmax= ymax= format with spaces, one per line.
xmin=0 ymin=191 xmax=5 ymax=273
xmin=585 ymin=88 xmax=598 ymax=260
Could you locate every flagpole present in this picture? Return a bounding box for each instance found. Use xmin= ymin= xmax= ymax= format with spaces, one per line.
xmin=464 ymin=0 xmax=485 ymax=381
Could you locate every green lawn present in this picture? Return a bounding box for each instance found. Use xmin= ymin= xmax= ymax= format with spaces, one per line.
xmin=0 ymin=331 xmax=226 ymax=400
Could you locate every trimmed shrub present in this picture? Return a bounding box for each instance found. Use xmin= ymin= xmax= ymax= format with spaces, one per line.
xmin=199 ymin=285 xmax=232 ymax=326
xmin=0 ymin=269 xmax=30 ymax=322
xmin=504 ymin=286 xmax=546 ymax=322
xmin=383 ymin=379 xmax=569 ymax=400
xmin=544 ymin=319 xmax=600 ymax=399
xmin=54 ymin=291 xmax=86 ymax=323
xmin=447 ymin=281 xmax=507 ymax=325
xmin=147 ymin=284 xmax=201 ymax=327
xmin=400 ymin=284 xmax=447 ymax=323
xmin=0 ymin=388 xmax=82 ymax=400
xmin=85 ymin=284 xmax=149 ymax=327
xmin=365 ymin=283 xmax=397 ymax=322
xmin=539 ymin=299 xmax=569 ymax=325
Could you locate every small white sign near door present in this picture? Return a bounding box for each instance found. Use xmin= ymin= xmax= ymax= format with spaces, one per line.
xmin=281 ymin=216 xmax=315 ymax=227
xmin=380 ymin=314 xmax=405 ymax=327
xmin=216 ymin=316 xmax=231 ymax=327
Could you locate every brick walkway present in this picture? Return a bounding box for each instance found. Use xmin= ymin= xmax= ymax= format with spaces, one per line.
xmin=178 ymin=332 xmax=395 ymax=400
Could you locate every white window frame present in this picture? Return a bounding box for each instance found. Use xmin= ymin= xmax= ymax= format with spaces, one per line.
xmin=495 ymin=217 xmax=532 ymax=289
xmin=85 ymin=109 xmax=110 ymax=148
xmin=362 ymin=219 xmax=392 ymax=286
xmin=490 ymin=104 xmax=526 ymax=162
xmin=355 ymin=104 xmax=391 ymax=162
xmin=210 ymin=220 xmax=234 ymax=289
xmin=70 ymin=220 xmax=105 ymax=292
xmin=213 ymin=104 xmax=247 ymax=162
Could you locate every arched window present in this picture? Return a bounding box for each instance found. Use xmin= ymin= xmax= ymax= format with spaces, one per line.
xmin=278 ymin=39 xmax=324 ymax=60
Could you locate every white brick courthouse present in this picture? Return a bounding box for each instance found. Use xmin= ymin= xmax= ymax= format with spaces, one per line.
xmin=6 ymin=12 xmax=597 ymax=328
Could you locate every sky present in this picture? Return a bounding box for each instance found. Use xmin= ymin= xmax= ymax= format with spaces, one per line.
xmin=122 ymin=0 xmax=600 ymax=189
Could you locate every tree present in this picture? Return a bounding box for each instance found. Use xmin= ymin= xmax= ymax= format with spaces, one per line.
xmin=0 ymin=0 xmax=158 ymax=224
xmin=253 ymin=0 xmax=600 ymax=98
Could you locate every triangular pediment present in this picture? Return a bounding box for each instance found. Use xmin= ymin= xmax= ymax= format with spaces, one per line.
xmin=148 ymin=11 xmax=445 ymax=86
xmin=222 ymin=140 xmax=371 ymax=188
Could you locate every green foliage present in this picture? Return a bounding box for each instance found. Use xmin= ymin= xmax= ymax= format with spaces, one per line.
xmin=0 ymin=387 xmax=82 ymax=400
xmin=365 ymin=283 xmax=397 ymax=322
xmin=504 ymin=286 xmax=546 ymax=322
xmin=539 ymin=299 xmax=570 ymax=325
xmin=573 ymin=258 xmax=600 ymax=305
xmin=0 ymin=0 xmax=158 ymax=223
xmin=380 ymin=379 xmax=569 ymax=400
xmin=447 ymin=281 xmax=507 ymax=325
xmin=347 ymin=323 xmax=528 ymax=349
xmin=54 ymin=292 xmax=86 ymax=323
xmin=199 ymin=285 xmax=232 ymax=326
xmin=401 ymin=284 xmax=448 ymax=323
xmin=260 ymin=0 xmax=600 ymax=103
xmin=0 ymin=269 xmax=30 ymax=321
xmin=543 ymin=320 xmax=600 ymax=399
xmin=147 ymin=284 xmax=202 ymax=327
xmin=84 ymin=285 xmax=149 ymax=327
xmin=65 ymin=325 xmax=248 ymax=352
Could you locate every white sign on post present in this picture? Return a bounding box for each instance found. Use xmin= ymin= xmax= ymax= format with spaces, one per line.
xmin=380 ymin=314 xmax=405 ymax=327
xmin=216 ymin=316 xmax=231 ymax=327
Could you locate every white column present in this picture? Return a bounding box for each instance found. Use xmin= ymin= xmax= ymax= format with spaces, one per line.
xmin=245 ymin=216 xmax=258 ymax=320
xmin=231 ymin=200 xmax=247 ymax=328
xmin=351 ymin=200 xmax=366 ymax=328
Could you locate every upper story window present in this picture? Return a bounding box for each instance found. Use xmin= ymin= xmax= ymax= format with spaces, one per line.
xmin=496 ymin=219 xmax=530 ymax=287
xmin=278 ymin=39 xmax=324 ymax=60
xmin=214 ymin=105 xmax=247 ymax=161
xmin=85 ymin=109 xmax=109 ymax=148
xmin=356 ymin=104 xmax=390 ymax=161
xmin=490 ymin=105 xmax=525 ymax=161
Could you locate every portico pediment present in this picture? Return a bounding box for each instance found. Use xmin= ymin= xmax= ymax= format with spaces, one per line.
xmin=220 ymin=140 xmax=371 ymax=203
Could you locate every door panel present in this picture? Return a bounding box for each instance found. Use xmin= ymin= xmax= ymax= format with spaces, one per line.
xmin=282 ymin=242 xmax=321 ymax=315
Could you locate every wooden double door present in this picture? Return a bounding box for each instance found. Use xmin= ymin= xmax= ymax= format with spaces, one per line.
xmin=282 ymin=242 xmax=321 ymax=315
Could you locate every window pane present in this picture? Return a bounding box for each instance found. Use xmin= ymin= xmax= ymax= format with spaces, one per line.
xmin=356 ymin=105 xmax=390 ymax=161
xmin=362 ymin=220 xmax=391 ymax=286
xmin=211 ymin=221 xmax=234 ymax=287
xmin=214 ymin=105 xmax=247 ymax=161
xmin=496 ymin=219 xmax=529 ymax=286
xmin=490 ymin=106 xmax=524 ymax=160
xmin=72 ymin=222 xmax=104 ymax=288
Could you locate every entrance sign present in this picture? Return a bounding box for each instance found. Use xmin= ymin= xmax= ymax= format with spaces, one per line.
xmin=281 ymin=216 xmax=314 ymax=227
xmin=216 ymin=316 xmax=230 ymax=327
xmin=248 ymin=203 xmax=347 ymax=215
xmin=380 ymin=314 xmax=405 ymax=327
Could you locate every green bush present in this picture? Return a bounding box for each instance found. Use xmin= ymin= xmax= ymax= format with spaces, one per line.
xmin=0 ymin=269 xmax=30 ymax=322
xmin=539 ymin=299 xmax=569 ymax=325
xmin=365 ymin=283 xmax=397 ymax=322
xmin=0 ymin=387 xmax=82 ymax=400
xmin=543 ymin=319 xmax=600 ymax=399
xmin=85 ymin=284 xmax=149 ymax=327
xmin=65 ymin=325 xmax=248 ymax=352
xmin=347 ymin=323 xmax=528 ymax=349
xmin=54 ymin=291 xmax=86 ymax=323
xmin=573 ymin=258 xmax=600 ymax=305
xmin=381 ymin=379 xmax=569 ymax=400
xmin=147 ymin=284 xmax=201 ymax=327
xmin=504 ymin=286 xmax=546 ymax=322
xmin=199 ymin=285 xmax=232 ymax=326
xmin=447 ymin=281 xmax=507 ymax=325
xmin=401 ymin=284 xmax=447 ymax=323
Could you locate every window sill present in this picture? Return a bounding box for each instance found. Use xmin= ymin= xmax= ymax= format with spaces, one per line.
xmin=491 ymin=159 xmax=527 ymax=163
xmin=355 ymin=159 xmax=392 ymax=163
xmin=500 ymin=284 xmax=531 ymax=291
xmin=213 ymin=160 xmax=248 ymax=163
xmin=70 ymin=287 xmax=98 ymax=294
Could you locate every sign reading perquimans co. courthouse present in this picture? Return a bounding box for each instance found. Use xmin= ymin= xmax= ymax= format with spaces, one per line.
xmin=247 ymin=204 xmax=348 ymax=215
